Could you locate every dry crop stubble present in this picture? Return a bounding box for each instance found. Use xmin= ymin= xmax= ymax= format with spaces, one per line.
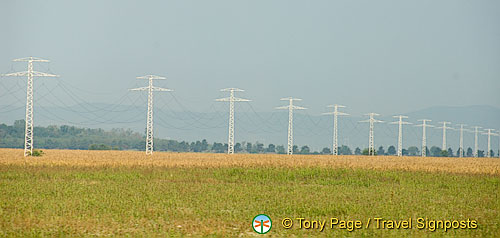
xmin=0 ymin=149 xmax=499 ymax=175
xmin=0 ymin=148 xmax=499 ymax=236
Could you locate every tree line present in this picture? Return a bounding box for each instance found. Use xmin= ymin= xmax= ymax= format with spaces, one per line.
xmin=0 ymin=120 xmax=495 ymax=157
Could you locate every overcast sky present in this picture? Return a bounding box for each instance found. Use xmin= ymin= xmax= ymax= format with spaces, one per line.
xmin=1 ymin=0 xmax=499 ymax=116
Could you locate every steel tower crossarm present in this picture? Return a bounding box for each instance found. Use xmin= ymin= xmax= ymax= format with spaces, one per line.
xmin=215 ymin=88 xmax=250 ymax=154
xmin=1 ymin=57 xmax=59 ymax=156
xmin=129 ymin=75 xmax=171 ymax=155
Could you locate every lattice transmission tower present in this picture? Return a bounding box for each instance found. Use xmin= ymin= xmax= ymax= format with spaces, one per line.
xmin=472 ymin=126 xmax=482 ymax=157
xmin=360 ymin=113 xmax=384 ymax=156
xmin=276 ymin=97 xmax=306 ymax=155
xmin=437 ymin=122 xmax=453 ymax=151
xmin=216 ymin=88 xmax=250 ymax=154
xmin=2 ymin=57 xmax=59 ymax=156
xmin=322 ymin=104 xmax=349 ymax=155
xmin=498 ymin=130 xmax=500 ymax=158
xmin=457 ymin=124 xmax=469 ymax=157
xmin=414 ymin=119 xmax=433 ymax=157
xmin=483 ymin=129 xmax=496 ymax=158
xmin=130 ymin=75 xmax=171 ymax=155
xmin=390 ymin=115 xmax=411 ymax=157
xmin=497 ymin=130 xmax=500 ymax=158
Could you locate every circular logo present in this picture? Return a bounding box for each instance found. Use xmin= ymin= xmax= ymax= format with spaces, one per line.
xmin=252 ymin=214 xmax=272 ymax=234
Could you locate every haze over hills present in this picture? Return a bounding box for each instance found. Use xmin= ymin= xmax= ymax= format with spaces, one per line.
xmin=1 ymin=103 xmax=499 ymax=152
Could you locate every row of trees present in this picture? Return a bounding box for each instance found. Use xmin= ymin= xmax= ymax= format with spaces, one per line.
xmin=0 ymin=120 xmax=496 ymax=157
xmin=366 ymin=145 xmax=492 ymax=157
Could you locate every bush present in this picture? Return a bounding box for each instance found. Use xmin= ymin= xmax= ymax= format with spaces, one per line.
xmin=362 ymin=148 xmax=377 ymax=155
xmin=89 ymin=144 xmax=112 ymax=150
xmin=30 ymin=149 xmax=44 ymax=157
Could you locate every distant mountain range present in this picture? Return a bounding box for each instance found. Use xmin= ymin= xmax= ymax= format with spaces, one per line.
xmin=1 ymin=104 xmax=499 ymax=151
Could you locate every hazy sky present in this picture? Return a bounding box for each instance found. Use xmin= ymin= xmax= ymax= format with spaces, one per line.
xmin=1 ymin=0 xmax=499 ymax=116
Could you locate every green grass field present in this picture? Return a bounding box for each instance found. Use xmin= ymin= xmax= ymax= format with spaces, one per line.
xmin=1 ymin=162 xmax=499 ymax=237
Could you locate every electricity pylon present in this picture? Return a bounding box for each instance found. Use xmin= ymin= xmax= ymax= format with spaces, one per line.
xmin=482 ymin=129 xmax=495 ymax=158
xmin=457 ymin=124 xmax=468 ymax=157
xmin=359 ymin=113 xmax=384 ymax=156
xmin=276 ymin=97 xmax=306 ymax=155
xmin=415 ymin=119 xmax=433 ymax=157
xmin=497 ymin=130 xmax=500 ymax=158
xmin=322 ymin=104 xmax=349 ymax=155
xmin=390 ymin=115 xmax=411 ymax=157
xmin=437 ymin=122 xmax=452 ymax=151
xmin=216 ymin=88 xmax=250 ymax=154
xmin=130 ymin=75 xmax=171 ymax=155
xmin=2 ymin=57 xmax=59 ymax=156
xmin=472 ymin=126 xmax=482 ymax=157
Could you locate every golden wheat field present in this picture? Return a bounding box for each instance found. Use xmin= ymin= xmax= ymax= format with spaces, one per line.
xmin=0 ymin=148 xmax=499 ymax=175
xmin=1 ymin=148 xmax=499 ymax=237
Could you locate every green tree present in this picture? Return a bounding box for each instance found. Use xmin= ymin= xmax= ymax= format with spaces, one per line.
xmin=300 ymin=146 xmax=310 ymax=154
xmin=276 ymin=145 xmax=285 ymax=154
xmin=212 ymin=142 xmax=225 ymax=153
xmin=430 ymin=146 xmax=442 ymax=157
xmin=362 ymin=148 xmax=376 ymax=155
xmin=201 ymin=139 xmax=209 ymax=151
xmin=387 ymin=146 xmax=396 ymax=155
xmin=255 ymin=143 xmax=264 ymax=153
xmin=447 ymin=148 xmax=454 ymax=157
xmin=338 ymin=145 xmax=352 ymax=155
xmin=321 ymin=147 xmax=331 ymax=154
xmin=234 ymin=143 xmax=243 ymax=153
xmin=377 ymin=146 xmax=385 ymax=156
xmin=266 ymin=144 xmax=275 ymax=153
xmin=466 ymin=147 xmax=473 ymax=157
xmin=246 ymin=142 xmax=253 ymax=153
xmin=407 ymin=146 xmax=419 ymax=156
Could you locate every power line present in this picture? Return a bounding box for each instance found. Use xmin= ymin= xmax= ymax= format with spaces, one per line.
xmin=36 ymin=83 xmax=147 ymax=125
